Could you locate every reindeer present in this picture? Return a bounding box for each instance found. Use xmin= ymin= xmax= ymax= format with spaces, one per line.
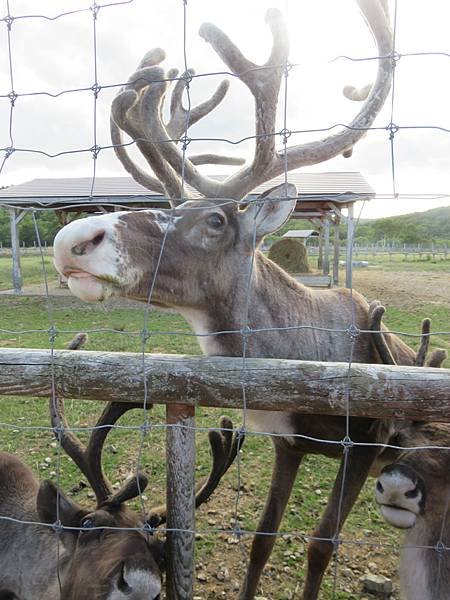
xmin=49 ymin=2 xmax=446 ymax=598
xmin=0 ymin=392 xmax=241 ymax=600
xmin=367 ymin=310 xmax=450 ymax=600
xmin=374 ymin=422 xmax=450 ymax=600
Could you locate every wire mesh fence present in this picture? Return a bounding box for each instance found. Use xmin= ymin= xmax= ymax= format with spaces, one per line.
xmin=0 ymin=1 xmax=449 ymax=599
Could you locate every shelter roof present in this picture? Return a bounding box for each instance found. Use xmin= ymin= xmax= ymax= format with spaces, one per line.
xmin=0 ymin=171 xmax=375 ymax=212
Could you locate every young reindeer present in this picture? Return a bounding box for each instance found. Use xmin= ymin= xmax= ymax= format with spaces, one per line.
xmin=0 ymin=395 xmax=240 ymax=600
xmin=375 ymin=423 xmax=450 ymax=600
xmin=50 ymin=3 xmax=424 ymax=598
xmin=368 ymin=308 xmax=450 ymax=600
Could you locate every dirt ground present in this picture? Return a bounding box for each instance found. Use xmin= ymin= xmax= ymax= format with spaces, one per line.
xmin=352 ymin=268 xmax=450 ymax=310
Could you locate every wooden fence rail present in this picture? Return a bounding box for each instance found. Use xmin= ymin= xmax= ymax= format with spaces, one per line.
xmin=1 ymin=347 xmax=449 ymax=599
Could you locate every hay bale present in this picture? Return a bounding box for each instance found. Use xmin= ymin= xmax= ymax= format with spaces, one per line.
xmin=268 ymin=238 xmax=311 ymax=273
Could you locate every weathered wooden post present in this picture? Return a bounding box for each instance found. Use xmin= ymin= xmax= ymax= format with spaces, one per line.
xmin=323 ymin=216 xmax=330 ymax=277
xmin=166 ymin=403 xmax=196 ymax=600
xmin=9 ymin=208 xmax=22 ymax=293
xmin=345 ymin=204 xmax=354 ymax=288
xmin=333 ymin=218 xmax=340 ymax=286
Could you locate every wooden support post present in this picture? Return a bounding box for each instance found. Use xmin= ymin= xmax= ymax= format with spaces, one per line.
xmin=323 ymin=217 xmax=330 ymax=276
xmin=166 ymin=403 xmax=196 ymax=600
xmin=9 ymin=208 xmax=22 ymax=294
xmin=333 ymin=218 xmax=340 ymax=286
xmin=345 ymin=204 xmax=354 ymax=289
xmin=317 ymin=227 xmax=323 ymax=270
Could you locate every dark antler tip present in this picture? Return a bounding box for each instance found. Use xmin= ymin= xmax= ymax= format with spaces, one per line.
xmin=219 ymin=416 xmax=233 ymax=430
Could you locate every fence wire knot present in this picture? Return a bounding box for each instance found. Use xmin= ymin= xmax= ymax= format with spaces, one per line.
xmin=283 ymin=61 xmax=293 ymax=76
xmin=4 ymin=146 xmax=15 ymax=159
xmin=140 ymin=420 xmax=151 ymax=435
xmin=434 ymin=541 xmax=446 ymax=554
xmin=3 ymin=15 xmax=14 ymax=30
xmin=180 ymin=135 xmax=191 ymax=150
xmin=387 ymin=122 xmax=400 ymax=140
xmin=140 ymin=327 xmax=151 ymax=345
xmin=331 ymin=535 xmax=342 ymax=551
xmin=346 ymin=324 xmax=360 ymax=339
xmin=47 ymin=325 xmax=58 ymax=344
xmin=142 ymin=520 xmax=156 ymax=536
xmin=236 ymin=425 xmax=246 ymax=443
xmin=53 ymin=423 xmax=65 ymax=438
xmin=8 ymin=91 xmax=17 ymax=105
xmin=91 ymin=83 xmax=102 ymax=98
xmin=90 ymin=3 xmax=100 ymax=19
xmin=390 ymin=50 xmax=402 ymax=66
xmin=340 ymin=435 xmax=354 ymax=450
xmin=232 ymin=522 xmax=243 ymax=541
xmin=279 ymin=128 xmax=292 ymax=144
xmin=90 ymin=145 xmax=101 ymax=159
xmin=52 ymin=520 xmax=63 ymax=535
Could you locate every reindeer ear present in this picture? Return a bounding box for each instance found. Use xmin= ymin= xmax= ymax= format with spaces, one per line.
xmin=242 ymin=183 xmax=297 ymax=239
xmin=37 ymin=480 xmax=85 ymax=527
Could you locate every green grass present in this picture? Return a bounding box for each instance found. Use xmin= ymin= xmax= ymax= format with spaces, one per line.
xmin=0 ymin=294 xmax=411 ymax=598
xmin=349 ymin=252 xmax=450 ymax=273
xmin=0 ymin=253 xmax=56 ymax=290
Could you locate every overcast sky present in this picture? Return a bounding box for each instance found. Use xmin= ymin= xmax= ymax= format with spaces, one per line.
xmin=1 ymin=0 xmax=450 ymax=218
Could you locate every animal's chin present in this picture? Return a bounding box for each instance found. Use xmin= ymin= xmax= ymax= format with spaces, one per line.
xmin=379 ymin=504 xmax=417 ymax=529
xmin=67 ymin=273 xmax=115 ymax=302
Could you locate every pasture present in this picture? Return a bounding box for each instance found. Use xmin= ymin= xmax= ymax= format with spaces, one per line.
xmin=0 ymin=253 xmax=448 ymax=599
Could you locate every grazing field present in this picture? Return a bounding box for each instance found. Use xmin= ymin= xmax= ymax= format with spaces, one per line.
xmin=0 ymin=259 xmax=449 ymax=599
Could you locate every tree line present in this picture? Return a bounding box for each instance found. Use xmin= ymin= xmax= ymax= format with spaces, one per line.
xmin=0 ymin=205 xmax=449 ymax=247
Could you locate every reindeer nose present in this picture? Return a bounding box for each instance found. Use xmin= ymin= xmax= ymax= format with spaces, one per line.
xmin=71 ymin=230 xmax=106 ymax=256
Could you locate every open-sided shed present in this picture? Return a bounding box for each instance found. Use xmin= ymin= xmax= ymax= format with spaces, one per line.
xmin=0 ymin=171 xmax=374 ymax=292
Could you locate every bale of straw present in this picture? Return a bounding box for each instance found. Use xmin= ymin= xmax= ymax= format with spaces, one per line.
xmin=268 ymin=238 xmax=310 ymax=273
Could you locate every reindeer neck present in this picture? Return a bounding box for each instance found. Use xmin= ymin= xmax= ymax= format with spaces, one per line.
xmin=179 ymin=251 xmax=313 ymax=357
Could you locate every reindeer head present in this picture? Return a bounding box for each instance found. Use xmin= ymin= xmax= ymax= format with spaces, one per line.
xmin=375 ymin=423 xmax=450 ymax=531
xmin=42 ymin=397 xmax=242 ymax=600
xmin=54 ymin=2 xmax=392 ymax=305
xmin=53 ymin=184 xmax=297 ymax=306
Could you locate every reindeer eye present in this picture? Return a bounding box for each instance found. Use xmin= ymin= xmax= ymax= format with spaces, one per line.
xmin=80 ymin=518 xmax=95 ymax=531
xmin=206 ymin=213 xmax=225 ymax=229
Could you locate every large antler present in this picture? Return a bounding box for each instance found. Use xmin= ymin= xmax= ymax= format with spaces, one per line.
xmin=148 ymin=416 xmax=244 ymax=527
xmin=111 ymin=1 xmax=392 ymax=202
xmin=369 ymin=302 xmax=448 ymax=369
xmin=50 ymin=397 xmax=143 ymax=506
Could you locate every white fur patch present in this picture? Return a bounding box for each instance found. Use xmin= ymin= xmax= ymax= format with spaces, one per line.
xmin=400 ymin=545 xmax=431 ymax=600
xmin=246 ymin=409 xmax=296 ymax=436
xmin=108 ymin=569 xmax=161 ymax=600
xmin=178 ymin=307 xmax=225 ymax=356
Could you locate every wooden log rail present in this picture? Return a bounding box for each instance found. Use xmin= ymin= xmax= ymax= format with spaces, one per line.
xmin=1 ymin=347 xmax=449 ymax=599
xmin=0 ymin=348 xmax=448 ymax=421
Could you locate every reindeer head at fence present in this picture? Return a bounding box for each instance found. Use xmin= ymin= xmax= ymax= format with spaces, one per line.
xmin=34 ymin=398 xmax=241 ymax=600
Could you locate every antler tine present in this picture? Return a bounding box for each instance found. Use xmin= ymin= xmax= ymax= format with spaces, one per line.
xmin=148 ymin=417 xmax=244 ymax=527
xmin=51 ymin=399 xmax=141 ymax=506
xmin=112 ymin=52 xmax=234 ymax=202
xmin=368 ymin=301 xmax=397 ymax=365
xmin=189 ymin=154 xmax=245 ymax=166
xmin=200 ymin=9 xmax=288 ymax=197
xmin=272 ymin=0 xmax=393 ymax=179
xmin=166 ymin=69 xmax=230 ymax=140
xmin=426 ymin=349 xmax=448 ymax=368
xmin=414 ymin=318 xmax=431 ymax=367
